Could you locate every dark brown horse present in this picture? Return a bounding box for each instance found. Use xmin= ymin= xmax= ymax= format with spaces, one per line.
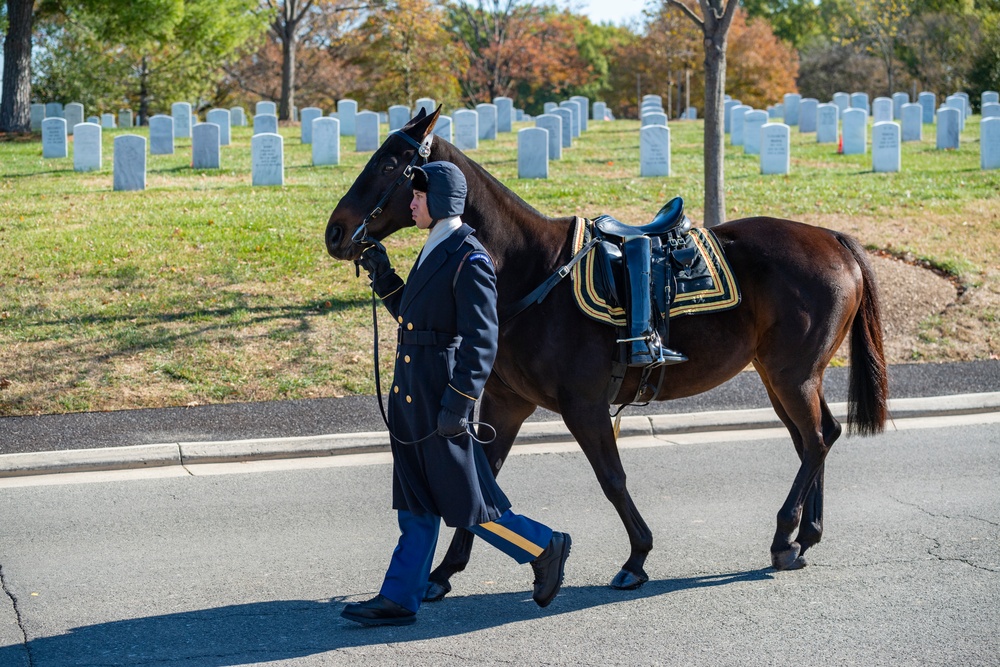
xmin=325 ymin=108 xmax=888 ymax=596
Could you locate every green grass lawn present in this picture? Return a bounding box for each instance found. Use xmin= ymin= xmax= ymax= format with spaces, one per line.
xmin=1 ymin=116 xmax=998 ymax=416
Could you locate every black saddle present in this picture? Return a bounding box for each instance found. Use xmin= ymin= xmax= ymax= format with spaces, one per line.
xmin=595 ymin=197 xmax=689 ymax=240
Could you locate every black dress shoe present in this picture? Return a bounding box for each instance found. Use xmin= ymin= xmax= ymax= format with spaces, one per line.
xmin=341 ymin=594 xmax=416 ymax=626
xmin=530 ymin=531 xmax=572 ymax=608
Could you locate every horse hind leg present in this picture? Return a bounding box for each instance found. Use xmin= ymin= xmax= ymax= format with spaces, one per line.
xmin=424 ymin=382 xmax=537 ymax=602
xmin=753 ymin=361 xmax=836 ymax=571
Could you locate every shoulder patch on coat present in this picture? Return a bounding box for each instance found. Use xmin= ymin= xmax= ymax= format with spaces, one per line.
xmin=467 ymin=251 xmax=492 ymax=266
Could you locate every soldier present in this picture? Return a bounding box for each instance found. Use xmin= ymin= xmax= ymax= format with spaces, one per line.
xmin=343 ymin=161 xmax=572 ymax=627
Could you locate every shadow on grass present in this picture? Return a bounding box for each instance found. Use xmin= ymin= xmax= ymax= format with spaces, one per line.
xmin=0 ymin=569 xmax=773 ymax=666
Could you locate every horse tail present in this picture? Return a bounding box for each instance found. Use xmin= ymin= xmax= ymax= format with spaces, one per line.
xmin=838 ymin=234 xmax=889 ymax=436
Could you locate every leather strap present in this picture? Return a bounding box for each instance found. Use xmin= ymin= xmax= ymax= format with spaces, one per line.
xmin=499 ymin=236 xmax=600 ymax=326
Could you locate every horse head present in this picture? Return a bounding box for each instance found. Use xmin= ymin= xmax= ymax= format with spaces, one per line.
xmin=324 ymin=105 xmax=441 ymax=260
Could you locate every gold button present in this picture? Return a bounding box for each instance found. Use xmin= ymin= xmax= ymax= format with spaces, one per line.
xmin=407 ymin=322 xmax=413 ymax=330
xmin=404 ymin=355 xmax=411 ymax=363
xmin=406 ymin=395 xmax=412 ymax=403
xmin=397 ymin=316 xmax=403 ymax=323
xmin=393 ymin=386 xmax=399 ymax=394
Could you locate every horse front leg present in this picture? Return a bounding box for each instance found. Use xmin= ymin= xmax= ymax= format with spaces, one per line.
xmin=562 ymin=403 xmax=653 ymax=590
xmin=423 ymin=380 xmax=537 ymax=602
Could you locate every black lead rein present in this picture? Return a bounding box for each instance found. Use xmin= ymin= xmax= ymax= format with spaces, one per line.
xmin=355 ymin=131 xmax=496 ymax=447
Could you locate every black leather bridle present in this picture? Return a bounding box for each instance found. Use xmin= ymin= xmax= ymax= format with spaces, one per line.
xmin=350 ymin=130 xmax=433 ymax=247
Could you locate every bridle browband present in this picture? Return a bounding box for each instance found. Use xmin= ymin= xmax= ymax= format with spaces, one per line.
xmin=350 ymin=130 xmax=434 ymax=247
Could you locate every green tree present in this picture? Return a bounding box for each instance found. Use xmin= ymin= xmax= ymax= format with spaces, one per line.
xmin=32 ymin=0 xmax=268 ymax=122
xmin=740 ymin=0 xmax=825 ymax=48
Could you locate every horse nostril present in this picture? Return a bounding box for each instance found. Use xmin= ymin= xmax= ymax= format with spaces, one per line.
xmin=326 ymin=225 xmax=342 ymax=251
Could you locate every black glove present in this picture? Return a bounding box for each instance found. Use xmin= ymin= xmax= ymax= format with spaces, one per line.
xmin=355 ymin=240 xmax=392 ymax=281
xmin=436 ymin=407 xmax=468 ymax=438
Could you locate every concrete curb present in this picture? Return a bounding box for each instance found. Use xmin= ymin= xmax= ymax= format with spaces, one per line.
xmin=2 ymin=392 xmax=998 ymax=479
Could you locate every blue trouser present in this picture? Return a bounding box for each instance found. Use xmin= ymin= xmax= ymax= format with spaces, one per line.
xmin=380 ymin=509 xmax=553 ymax=613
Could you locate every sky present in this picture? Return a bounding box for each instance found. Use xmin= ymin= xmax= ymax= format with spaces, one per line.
xmin=573 ymin=0 xmax=652 ymax=26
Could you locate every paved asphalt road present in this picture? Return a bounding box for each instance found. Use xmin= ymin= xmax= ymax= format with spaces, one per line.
xmin=2 ymin=360 xmax=998 ymax=454
xmin=1 ymin=415 xmax=997 ymax=666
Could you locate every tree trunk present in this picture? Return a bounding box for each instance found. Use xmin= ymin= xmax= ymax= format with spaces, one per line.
xmin=702 ymin=35 xmax=727 ymax=228
xmin=138 ymin=57 xmax=151 ymax=126
xmin=0 ymin=0 xmax=34 ymax=133
xmin=280 ymin=33 xmax=296 ymax=121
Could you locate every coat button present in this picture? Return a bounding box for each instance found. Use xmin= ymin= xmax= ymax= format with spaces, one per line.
xmin=404 ymin=355 xmax=411 ymax=363
xmin=397 ymin=316 xmax=403 ymax=323
xmin=406 ymin=395 xmax=412 ymax=403
xmin=393 ymin=386 xmax=399 ymax=394
xmin=407 ymin=322 xmax=413 ymax=330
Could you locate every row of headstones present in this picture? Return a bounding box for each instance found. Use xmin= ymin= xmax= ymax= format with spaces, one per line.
xmin=29 ymin=101 xmax=254 ymax=133
xmin=639 ymin=94 xmax=696 ymax=122
xmin=728 ymin=115 xmax=1000 ymax=174
xmin=39 ymin=121 xmax=287 ymax=189
xmin=517 ymin=97 xmax=608 ymax=178
xmin=767 ymin=91 xmax=998 ymax=130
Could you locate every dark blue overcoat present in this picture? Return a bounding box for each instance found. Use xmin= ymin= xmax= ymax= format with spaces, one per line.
xmin=371 ymin=224 xmax=512 ymax=528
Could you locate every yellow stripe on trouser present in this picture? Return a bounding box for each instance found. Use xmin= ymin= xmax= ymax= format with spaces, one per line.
xmin=478 ymin=521 xmax=546 ymax=558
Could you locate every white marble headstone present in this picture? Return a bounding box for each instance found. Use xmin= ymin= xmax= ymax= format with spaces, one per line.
xmin=724 ymin=100 xmax=739 ymax=133
xmin=149 ymin=115 xmax=175 ymax=155
xmin=918 ymin=92 xmax=936 ymax=124
xmin=842 ymin=108 xmax=868 ymax=155
xmin=832 ymin=92 xmax=850 ymax=113
xmin=592 ymin=102 xmax=607 ymax=121
xmin=300 ymin=107 xmax=323 ymax=143
xmin=387 ymin=105 xmax=410 ymax=132
xmin=760 ymin=123 xmax=790 ymax=175
xmin=945 ymin=95 xmax=966 ymax=131
xmin=544 ymin=102 xmax=558 ymax=114
xmin=415 ymin=98 xmax=436 ymax=117
xmin=252 ymin=133 xmax=284 ymax=186
xmin=816 ymin=103 xmax=838 ymax=144
xmin=900 ymin=104 xmax=922 ymax=142
xmin=535 ymin=114 xmax=562 ymax=160
xmin=640 ymin=124 xmax=670 ymax=177
xmin=494 ymin=97 xmax=514 ymax=133
xmin=571 ymin=96 xmax=589 ymax=131
xmin=73 ymin=123 xmax=102 ymax=172
xmin=192 ymin=123 xmax=221 ymax=169
xmin=433 ymin=115 xmax=452 ymax=142
xmin=799 ymin=98 xmax=818 ymax=133
xmin=118 ymin=109 xmax=133 ymax=129
xmin=551 ymin=108 xmax=573 ymax=148
xmin=743 ymin=110 xmax=768 ymax=155
xmin=45 ymin=102 xmax=64 ymax=119
xmin=983 ymin=103 xmax=1000 ymax=119
xmin=64 ymin=103 xmax=84 ymax=135
xmin=31 ymin=104 xmax=46 ymax=131
xmin=730 ymin=105 xmax=751 ymax=146
xmin=337 ymin=99 xmax=358 ymax=136
xmin=312 ymin=117 xmax=340 ymax=166
xmin=113 ymin=135 xmax=146 ymax=191
xmin=872 ymin=97 xmax=893 ymax=123
xmin=850 ymin=92 xmax=870 ymax=114
xmin=518 ymin=127 xmax=548 ymax=179
xmin=172 ymin=102 xmax=192 ymax=138
xmin=101 ymin=114 xmax=116 ymax=129
xmin=42 ymin=118 xmax=68 ymax=158
xmin=559 ymin=101 xmax=580 ymax=138
xmin=230 ymin=107 xmax=247 ymax=127
xmin=256 ymin=101 xmax=277 ymax=116
xmin=891 ymin=92 xmax=908 ymax=119
xmin=872 ymin=121 xmax=901 ymax=172
xmin=355 ymin=111 xmax=380 ymax=151
xmin=981 ymin=117 xmax=1000 ymax=170
xmin=476 ymin=103 xmax=498 ymax=140
xmin=783 ymin=94 xmax=801 ymax=126
xmin=453 ymin=110 xmax=478 ymax=150
xmin=936 ymin=107 xmax=960 ymax=149
xmin=253 ymin=114 xmax=278 ymax=136
xmin=205 ymin=109 xmax=231 ymax=146
xmin=983 ymin=91 xmax=1000 ymax=107
xmin=642 ymin=112 xmax=668 ymax=127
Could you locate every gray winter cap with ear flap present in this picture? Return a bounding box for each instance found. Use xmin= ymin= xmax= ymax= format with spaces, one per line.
xmin=411 ymin=162 xmax=466 ymax=220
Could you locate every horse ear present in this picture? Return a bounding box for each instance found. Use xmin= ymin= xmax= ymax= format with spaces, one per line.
xmin=403 ymin=105 xmax=441 ymax=141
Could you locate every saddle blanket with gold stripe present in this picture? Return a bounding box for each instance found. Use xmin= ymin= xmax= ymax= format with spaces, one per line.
xmin=569 ymin=216 xmax=741 ymax=327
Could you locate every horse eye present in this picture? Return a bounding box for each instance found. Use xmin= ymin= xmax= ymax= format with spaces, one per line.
xmin=382 ymin=163 xmax=395 ymax=174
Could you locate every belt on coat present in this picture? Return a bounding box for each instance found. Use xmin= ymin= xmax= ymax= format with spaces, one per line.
xmin=397 ymin=328 xmax=462 ymax=347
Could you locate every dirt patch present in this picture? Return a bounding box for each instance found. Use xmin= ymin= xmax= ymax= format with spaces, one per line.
xmin=867 ymin=253 xmax=959 ymax=363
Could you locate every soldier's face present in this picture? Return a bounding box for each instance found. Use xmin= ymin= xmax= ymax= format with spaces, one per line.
xmin=410 ymin=191 xmax=433 ymax=230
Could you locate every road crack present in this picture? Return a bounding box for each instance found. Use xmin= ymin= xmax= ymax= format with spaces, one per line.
xmin=0 ymin=563 xmax=34 ymax=666
xmin=890 ymin=495 xmax=1000 ymax=528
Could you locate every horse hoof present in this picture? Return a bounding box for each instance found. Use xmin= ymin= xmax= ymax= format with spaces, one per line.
xmin=423 ymin=580 xmax=452 ymax=602
xmin=771 ymin=545 xmax=807 ymax=571
xmin=610 ymin=568 xmax=649 ymax=590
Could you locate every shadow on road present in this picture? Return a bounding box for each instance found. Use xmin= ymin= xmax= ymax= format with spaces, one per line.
xmin=1 ymin=569 xmax=772 ymax=665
